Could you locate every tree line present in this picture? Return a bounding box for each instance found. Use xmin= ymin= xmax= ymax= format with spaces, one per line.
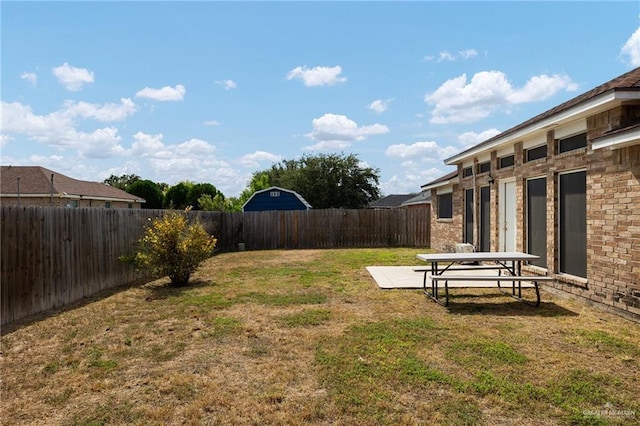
xmin=105 ymin=153 xmax=381 ymax=211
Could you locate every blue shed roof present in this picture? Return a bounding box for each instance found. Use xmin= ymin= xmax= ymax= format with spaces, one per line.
xmin=242 ymin=186 xmax=312 ymax=212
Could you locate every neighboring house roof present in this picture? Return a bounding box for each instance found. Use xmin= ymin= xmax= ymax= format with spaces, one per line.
xmin=0 ymin=166 xmax=145 ymax=203
xmin=444 ymin=67 xmax=640 ymax=165
xmin=400 ymin=191 xmax=431 ymax=207
xmin=420 ymin=170 xmax=459 ymax=191
xmin=242 ymin=186 xmax=312 ymax=211
xmin=368 ymin=194 xmax=416 ymax=209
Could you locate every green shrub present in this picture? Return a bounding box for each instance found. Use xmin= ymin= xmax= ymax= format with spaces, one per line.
xmin=132 ymin=212 xmax=217 ymax=287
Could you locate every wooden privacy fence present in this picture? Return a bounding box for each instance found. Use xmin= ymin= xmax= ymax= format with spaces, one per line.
xmin=1 ymin=206 xmax=429 ymax=325
xmin=242 ymin=208 xmax=430 ymax=250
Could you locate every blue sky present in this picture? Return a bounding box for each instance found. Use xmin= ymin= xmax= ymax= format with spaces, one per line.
xmin=2 ymin=1 xmax=639 ymax=198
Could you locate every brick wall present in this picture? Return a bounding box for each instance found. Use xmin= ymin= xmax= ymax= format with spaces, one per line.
xmin=429 ymin=185 xmax=463 ymax=252
xmin=428 ymin=105 xmax=640 ymax=321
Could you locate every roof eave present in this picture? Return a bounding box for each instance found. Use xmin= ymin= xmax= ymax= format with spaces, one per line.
xmin=0 ymin=193 xmax=145 ymax=203
xmin=592 ymin=127 xmax=640 ymax=151
xmin=444 ymin=90 xmax=639 ymax=165
xmin=420 ymin=177 xmax=459 ymax=191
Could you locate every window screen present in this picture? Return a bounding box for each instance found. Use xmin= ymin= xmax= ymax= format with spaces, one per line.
xmin=463 ymin=167 xmax=473 ymax=178
xmin=499 ymin=155 xmax=515 ymax=168
xmin=478 ymin=162 xmax=490 ymax=174
xmin=558 ymin=133 xmax=587 ymax=153
xmin=526 ymin=145 xmax=547 ymax=162
xmin=527 ymin=178 xmax=547 ymax=267
xmin=480 ymin=186 xmax=490 ymax=252
xmin=559 ymin=171 xmax=587 ymax=277
xmin=464 ymin=189 xmax=474 ymax=244
xmin=437 ymin=193 xmax=453 ymax=219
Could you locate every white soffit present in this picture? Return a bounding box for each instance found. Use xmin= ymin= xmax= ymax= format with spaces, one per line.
xmin=522 ymin=134 xmax=547 ymax=149
xmin=555 ymin=119 xmax=587 ymax=139
xmin=496 ymin=146 xmax=514 ymax=157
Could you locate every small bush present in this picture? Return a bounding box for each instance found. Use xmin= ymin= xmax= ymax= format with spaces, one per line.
xmin=132 ymin=212 xmax=217 ymax=287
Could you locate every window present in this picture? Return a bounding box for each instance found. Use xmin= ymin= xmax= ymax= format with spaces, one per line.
xmin=526 ymin=145 xmax=547 ymax=162
xmin=527 ymin=178 xmax=547 ymax=267
xmin=270 ymin=191 xmax=280 ymax=197
xmin=104 ymin=201 xmax=111 ymax=208
xmin=464 ymin=189 xmax=474 ymax=244
xmin=477 ymin=161 xmax=490 ymax=174
xmin=128 ymin=203 xmax=133 ymax=209
xmin=462 ymin=166 xmax=473 ymax=178
xmin=437 ymin=193 xmax=453 ymax=219
xmin=66 ymin=200 xmax=78 ymax=208
xmin=558 ymin=132 xmax=587 ymax=154
xmin=479 ymin=186 xmax=490 ymax=252
xmin=499 ymin=155 xmax=515 ymax=169
xmin=559 ymin=170 xmax=586 ymax=277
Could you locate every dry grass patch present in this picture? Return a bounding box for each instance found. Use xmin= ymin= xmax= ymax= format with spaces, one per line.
xmin=2 ymin=248 xmax=639 ymax=425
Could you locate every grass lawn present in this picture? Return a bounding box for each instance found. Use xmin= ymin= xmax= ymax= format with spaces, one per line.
xmin=1 ymin=248 xmax=639 ymax=425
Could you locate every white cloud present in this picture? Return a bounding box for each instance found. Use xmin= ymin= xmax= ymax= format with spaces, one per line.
xmin=438 ymin=51 xmax=456 ymax=62
xmin=385 ymin=141 xmax=458 ymax=161
xmin=126 ymin=131 xmax=244 ymax=192
xmin=0 ymin=100 xmax=132 ymax=156
xmin=21 ymin=72 xmax=37 ymax=87
xmin=459 ymin=49 xmax=478 ymax=59
xmin=458 ymin=129 xmax=502 ymax=148
xmin=425 ymin=71 xmax=577 ymax=124
xmin=61 ymin=98 xmax=137 ymax=122
xmin=135 ymin=84 xmax=186 ymax=101
xmin=76 ymin=127 xmax=126 ymax=158
xmin=238 ymin=151 xmax=282 ymax=168
xmin=1 ymin=101 xmax=73 ymax=141
xmin=303 ymin=140 xmax=352 ymax=151
xmin=381 ymin=166 xmax=446 ymax=195
xmin=215 ymin=80 xmax=237 ymax=90
xmin=367 ymin=99 xmax=393 ymax=114
xmin=507 ymin=74 xmax=577 ymax=104
xmin=0 ymin=134 xmax=14 ymax=147
xmin=286 ymin=65 xmax=347 ymax=87
xmin=621 ymin=27 xmax=640 ymax=67
xmin=304 ymin=113 xmax=389 ymax=149
xmin=52 ymin=63 xmax=94 ymax=91
xmin=423 ymin=49 xmax=478 ymax=62
xmin=203 ymin=120 xmax=220 ymax=126
xmin=130 ymin=132 xmax=165 ymax=157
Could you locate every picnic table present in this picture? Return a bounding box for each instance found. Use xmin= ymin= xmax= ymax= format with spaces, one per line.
xmin=415 ymin=252 xmax=553 ymax=307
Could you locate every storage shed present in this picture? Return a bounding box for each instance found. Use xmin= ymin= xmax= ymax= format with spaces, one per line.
xmin=242 ymin=186 xmax=312 ymax=212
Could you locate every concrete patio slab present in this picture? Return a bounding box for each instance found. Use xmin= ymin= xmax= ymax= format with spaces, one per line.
xmin=366 ymin=266 xmax=534 ymax=290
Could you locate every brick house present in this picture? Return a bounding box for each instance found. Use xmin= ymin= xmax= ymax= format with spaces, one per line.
xmin=0 ymin=166 xmax=145 ymax=208
xmin=421 ymin=67 xmax=640 ymax=320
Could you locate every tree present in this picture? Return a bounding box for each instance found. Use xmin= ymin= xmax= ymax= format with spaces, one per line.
xmin=236 ymin=170 xmax=272 ymax=209
xmin=103 ymin=174 xmax=141 ymax=190
xmin=252 ymin=153 xmax=380 ymax=209
xmin=164 ymin=182 xmax=192 ymax=210
xmin=188 ymin=183 xmax=220 ymax=210
xmin=198 ymin=193 xmax=234 ymax=211
xmin=127 ymin=179 xmax=164 ymax=209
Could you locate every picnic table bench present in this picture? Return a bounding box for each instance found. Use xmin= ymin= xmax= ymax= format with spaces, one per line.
xmin=416 ymin=252 xmax=552 ymax=307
